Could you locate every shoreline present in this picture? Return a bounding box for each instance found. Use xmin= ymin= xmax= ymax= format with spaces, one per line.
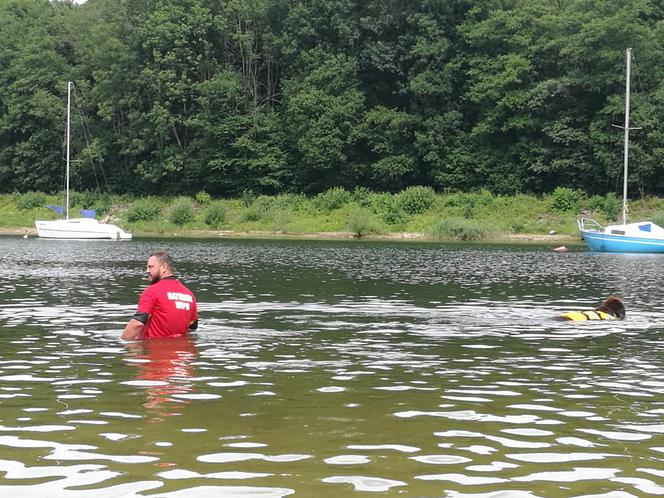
xmin=0 ymin=225 xmax=580 ymax=244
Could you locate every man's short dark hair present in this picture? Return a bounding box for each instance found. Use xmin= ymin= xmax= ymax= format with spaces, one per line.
xmin=150 ymin=251 xmax=174 ymax=271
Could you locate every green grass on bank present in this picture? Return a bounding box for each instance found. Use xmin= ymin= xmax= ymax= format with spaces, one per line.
xmin=4 ymin=187 xmax=664 ymax=241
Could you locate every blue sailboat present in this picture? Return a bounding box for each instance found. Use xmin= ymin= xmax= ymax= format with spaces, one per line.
xmin=578 ymin=48 xmax=664 ymax=253
xmin=578 ymin=218 xmax=664 ymax=252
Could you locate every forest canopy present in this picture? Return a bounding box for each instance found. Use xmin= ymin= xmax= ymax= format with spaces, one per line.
xmin=1 ymin=0 xmax=664 ymax=197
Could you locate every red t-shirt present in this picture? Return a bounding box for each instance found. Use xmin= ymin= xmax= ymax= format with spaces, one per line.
xmin=136 ymin=277 xmax=198 ymax=339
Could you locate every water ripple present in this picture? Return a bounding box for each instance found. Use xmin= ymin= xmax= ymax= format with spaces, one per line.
xmin=1 ymin=237 xmax=664 ymax=496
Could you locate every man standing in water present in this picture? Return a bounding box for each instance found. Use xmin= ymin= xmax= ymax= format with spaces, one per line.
xmin=122 ymin=251 xmax=198 ymax=340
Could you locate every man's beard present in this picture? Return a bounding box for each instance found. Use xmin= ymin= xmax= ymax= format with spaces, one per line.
xmin=148 ymin=274 xmax=161 ymax=285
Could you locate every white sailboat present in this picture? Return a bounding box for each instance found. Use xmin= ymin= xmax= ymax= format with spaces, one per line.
xmin=35 ymin=82 xmax=132 ymax=240
xmin=577 ymin=48 xmax=664 ymax=252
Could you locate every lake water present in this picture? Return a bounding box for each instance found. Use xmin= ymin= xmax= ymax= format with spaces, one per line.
xmin=0 ymin=235 xmax=663 ymax=497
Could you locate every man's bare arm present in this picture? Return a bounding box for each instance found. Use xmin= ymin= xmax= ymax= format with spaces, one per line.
xmin=122 ymin=319 xmax=145 ymax=340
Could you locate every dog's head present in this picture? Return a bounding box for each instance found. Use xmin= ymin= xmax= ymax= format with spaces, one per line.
xmin=596 ymin=296 xmax=626 ymax=320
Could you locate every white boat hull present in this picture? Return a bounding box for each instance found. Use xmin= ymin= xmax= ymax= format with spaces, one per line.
xmin=35 ymin=218 xmax=132 ymax=240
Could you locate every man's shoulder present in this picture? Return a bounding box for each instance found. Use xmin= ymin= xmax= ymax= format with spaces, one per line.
xmin=163 ymin=278 xmax=195 ymax=296
xmin=143 ymin=278 xmax=175 ymax=296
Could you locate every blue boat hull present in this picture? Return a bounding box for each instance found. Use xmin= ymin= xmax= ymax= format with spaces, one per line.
xmin=581 ymin=231 xmax=664 ymax=253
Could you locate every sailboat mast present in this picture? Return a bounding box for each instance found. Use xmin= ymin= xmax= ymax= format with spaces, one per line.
xmin=65 ymin=81 xmax=71 ymax=220
xmin=622 ymin=48 xmax=631 ymax=226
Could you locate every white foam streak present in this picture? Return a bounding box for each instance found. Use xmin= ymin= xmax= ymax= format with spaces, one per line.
xmin=513 ymin=467 xmax=619 ymax=482
xmin=324 ymin=455 xmax=370 ymax=464
xmin=577 ymin=429 xmax=651 ymax=441
xmin=322 ymin=476 xmax=406 ymax=492
xmin=150 ymin=485 xmax=294 ymax=497
xmin=506 ymin=452 xmax=615 ymax=463
xmin=415 ymin=473 xmax=508 ymax=484
xmin=159 ymin=469 xmax=273 ymax=480
xmin=346 ymin=444 xmax=420 ymax=453
xmin=198 ymin=453 xmax=311 ymax=463
xmin=45 ymin=450 xmax=158 ymax=463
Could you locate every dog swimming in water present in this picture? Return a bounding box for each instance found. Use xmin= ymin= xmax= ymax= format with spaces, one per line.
xmin=559 ymin=296 xmax=626 ymax=321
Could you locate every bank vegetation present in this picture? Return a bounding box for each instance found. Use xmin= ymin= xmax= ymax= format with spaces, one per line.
xmin=4 ymin=187 xmax=664 ymax=242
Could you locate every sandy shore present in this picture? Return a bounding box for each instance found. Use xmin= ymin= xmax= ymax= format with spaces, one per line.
xmin=0 ymin=227 xmax=36 ymax=236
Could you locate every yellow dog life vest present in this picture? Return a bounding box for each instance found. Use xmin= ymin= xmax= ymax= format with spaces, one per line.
xmin=559 ymin=310 xmax=616 ymax=321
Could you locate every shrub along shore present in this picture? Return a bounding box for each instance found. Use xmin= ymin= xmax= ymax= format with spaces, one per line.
xmin=2 ymin=187 xmax=661 ymax=243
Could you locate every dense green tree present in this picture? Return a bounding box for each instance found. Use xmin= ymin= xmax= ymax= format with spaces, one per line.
xmin=2 ymin=0 xmax=664 ymax=199
xmin=128 ymin=0 xmax=216 ymax=191
xmin=64 ymin=0 xmax=143 ymax=191
xmin=458 ymin=0 xmax=664 ymax=195
xmin=280 ymin=49 xmax=364 ymax=192
xmin=0 ymin=0 xmax=71 ymax=192
xmin=187 ymin=70 xmax=286 ymax=195
xmin=353 ymin=106 xmax=417 ymax=191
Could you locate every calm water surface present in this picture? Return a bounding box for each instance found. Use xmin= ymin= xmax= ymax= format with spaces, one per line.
xmin=0 ymin=236 xmax=663 ymax=497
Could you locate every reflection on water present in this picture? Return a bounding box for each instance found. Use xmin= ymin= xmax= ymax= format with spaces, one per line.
xmin=0 ymin=236 xmax=663 ymax=496
xmin=124 ymin=338 xmax=198 ymax=421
